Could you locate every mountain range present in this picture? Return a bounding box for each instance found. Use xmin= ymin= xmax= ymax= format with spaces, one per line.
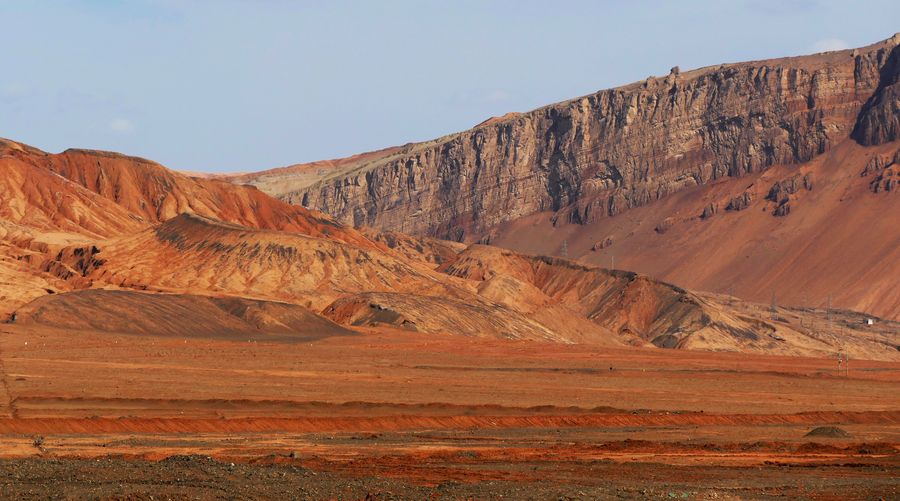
xmin=2 ymin=35 xmax=898 ymax=360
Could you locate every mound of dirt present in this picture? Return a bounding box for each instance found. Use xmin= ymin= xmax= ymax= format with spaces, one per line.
xmin=804 ymin=426 xmax=851 ymax=438
xmin=12 ymin=289 xmax=355 ymax=342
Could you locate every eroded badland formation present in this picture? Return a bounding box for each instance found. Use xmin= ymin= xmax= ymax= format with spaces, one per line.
xmin=0 ymin=35 xmax=898 ymax=499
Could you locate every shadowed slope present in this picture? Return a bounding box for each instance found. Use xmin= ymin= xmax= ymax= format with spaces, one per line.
xmin=442 ymin=246 xmax=706 ymax=342
xmin=11 ymin=289 xmax=354 ymax=342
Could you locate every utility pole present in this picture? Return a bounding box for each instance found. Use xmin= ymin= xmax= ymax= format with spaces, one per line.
xmin=610 ymin=253 xmax=615 ymax=270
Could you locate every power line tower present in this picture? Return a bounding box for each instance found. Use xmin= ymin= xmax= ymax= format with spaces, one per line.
xmin=560 ymin=239 xmax=568 ymax=258
xmin=837 ymin=352 xmax=849 ymax=377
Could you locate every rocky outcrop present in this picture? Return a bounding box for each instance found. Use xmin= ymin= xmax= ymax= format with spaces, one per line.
xmin=861 ymin=152 xmax=896 ymax=175
xmin=862 ymin=148 xmax=900 ymax=193
xmin=700 ymin=203 xmax=718 ymax=219
xmin=655 ymin=218 xmax=675 ymax=234
xmin=772 ymin=202 xmax=792 ymax=217
xmin=725 ymin=191 xmax=753 ymax=211
xmin=870 ymin=167 xmax=896 ymax=193
xmin=852 ymin=36 xmax=900 ymax=145
xmin=766 ymin=174 xmax=812 ymax=203
xmin=766 ymin=173 xmax=812 ymax=217
xmin=45 ymin=245 xmax=105 ymax=281
xmin=591 ymin=236 xmax=614 ymax=251
xmin=286 ymin=36 xmax=900 ymax=241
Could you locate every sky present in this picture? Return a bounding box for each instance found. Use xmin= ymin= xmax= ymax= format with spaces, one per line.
xmin=2 ymin=1 xmax=898 ymax=173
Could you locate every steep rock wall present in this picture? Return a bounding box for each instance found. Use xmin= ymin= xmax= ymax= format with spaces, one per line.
xmin=291 ymin=38 xmax=900 ymax=241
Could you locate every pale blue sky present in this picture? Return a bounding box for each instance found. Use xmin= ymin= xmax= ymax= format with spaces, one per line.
xmin=2 ymin=0 xmax=898 ymax=172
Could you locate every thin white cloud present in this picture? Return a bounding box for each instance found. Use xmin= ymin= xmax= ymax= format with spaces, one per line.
xmin=812 ymin=38 xmax=849 ymax=53
xmin=109 ymin=118 xmax=135 ymax=134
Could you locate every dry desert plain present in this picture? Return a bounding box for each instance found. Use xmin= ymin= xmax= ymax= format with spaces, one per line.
xmin=0 ymin=319 xmax=897 ymax=499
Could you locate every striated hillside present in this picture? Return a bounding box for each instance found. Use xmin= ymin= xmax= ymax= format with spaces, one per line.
xmin=43 ymin=212 xmax=463 ymax=311
xmin=27 ymin=211 xmax=900 ymax=360
xmin=0 ymin=139 xmax=380 ymax=314
xmin=436 ymin=245 xmax=899 ymax=359
xmin=0 ymin=138 xmax=371 ymax=246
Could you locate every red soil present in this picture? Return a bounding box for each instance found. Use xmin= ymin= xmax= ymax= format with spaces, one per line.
xmin=0 ymin=410 xmax=897 ymax=435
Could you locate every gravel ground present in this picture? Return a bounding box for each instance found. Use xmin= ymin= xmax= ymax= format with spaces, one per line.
xmin=0 ymin=455 xmax=898 ymax=500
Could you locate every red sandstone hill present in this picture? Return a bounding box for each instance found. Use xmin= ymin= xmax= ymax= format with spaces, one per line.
xmin=21 ymin=211 xmax=899 ymax=359
xmin=0 ymin=138 xmax=380 ymax=315
xmin=2 ymin=136 xmax=895 ymax=358
xmin=0 ymin=138 xmax=371 ymax=246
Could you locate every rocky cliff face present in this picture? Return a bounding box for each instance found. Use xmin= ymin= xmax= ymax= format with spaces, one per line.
xmin=287 ymin=36 xmax=900 ymax=241
xmin=853 ymin=34 xmax=900 ymax=145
